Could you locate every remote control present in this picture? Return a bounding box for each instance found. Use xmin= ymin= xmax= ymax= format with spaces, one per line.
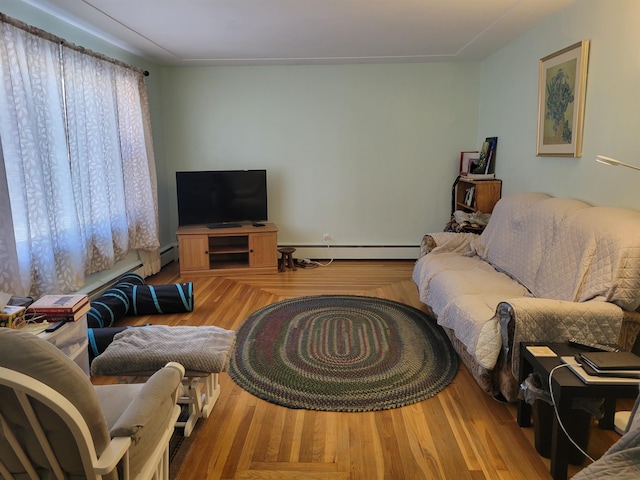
xmin=44 ymin=321 xmax=66 ymax=333
xmin=568 ymin=338 xmax=620 ymax=352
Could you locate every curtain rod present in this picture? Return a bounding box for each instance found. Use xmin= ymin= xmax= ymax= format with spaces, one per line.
xmin=0 ymin=12 xmax=149 ymax=77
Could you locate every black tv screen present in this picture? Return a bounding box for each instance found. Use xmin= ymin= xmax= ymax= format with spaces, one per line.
xmin=176 ymin=170 xmax=267 ymax=226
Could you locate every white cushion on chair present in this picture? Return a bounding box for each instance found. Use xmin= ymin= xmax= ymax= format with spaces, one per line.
xmin=0 ymin=328 xmax=113 ymax=477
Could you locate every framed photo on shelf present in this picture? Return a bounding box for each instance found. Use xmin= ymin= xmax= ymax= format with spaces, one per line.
xmin=470 ymin=137 xmax=498 ymax=175
xmin=459 ymin=151 xmax=479 ymax=175
xmin=536 ymin=40 xmax=590 ymax=157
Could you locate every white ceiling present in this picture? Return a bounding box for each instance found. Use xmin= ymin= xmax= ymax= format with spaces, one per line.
xmin=21 ymin=0 xmax=576 ymax=66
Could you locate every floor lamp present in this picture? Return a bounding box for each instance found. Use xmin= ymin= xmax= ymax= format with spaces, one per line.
xmin=596 ymin=155 xmax=640 ymax=171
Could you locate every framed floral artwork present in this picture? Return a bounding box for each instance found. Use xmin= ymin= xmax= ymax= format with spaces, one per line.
xmin=536 ymin=40 xmax=590 ymax=157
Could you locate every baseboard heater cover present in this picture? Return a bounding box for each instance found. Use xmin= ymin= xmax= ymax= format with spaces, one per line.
xmin=80 ymin=263 xmax=144 ymax=301
xmin=160 ymin=244 xmax=177 ymax=267
xmin=79 ymin=244 xmax=176 ymax=300
xmin=285 ymin=245 xmax=420 ymax=260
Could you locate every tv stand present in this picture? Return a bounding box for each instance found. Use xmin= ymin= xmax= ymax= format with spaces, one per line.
xmin=177 ymin=223 xmax=278 ymax=276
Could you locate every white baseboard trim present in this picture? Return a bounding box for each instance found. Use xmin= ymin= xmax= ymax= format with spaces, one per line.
xmin=284 ymin=245 xmax=420 ymax=260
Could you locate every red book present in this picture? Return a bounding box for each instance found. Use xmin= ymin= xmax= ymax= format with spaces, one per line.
xmin=29 ymin=294 xmax=89 ymax=315
xmin=40 ymin=301 xmax=91 ymax=322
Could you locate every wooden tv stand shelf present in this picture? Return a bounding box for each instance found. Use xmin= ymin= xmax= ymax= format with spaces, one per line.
xmin=177 ymin=223 xmax=278 ymax=276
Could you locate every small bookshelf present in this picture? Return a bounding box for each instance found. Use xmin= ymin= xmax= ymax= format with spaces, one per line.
xmin=455 ymin=178 xmax=502 ymax=214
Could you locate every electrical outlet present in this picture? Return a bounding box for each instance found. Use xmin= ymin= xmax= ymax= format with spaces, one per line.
xmin=322 ymin=233 xmax=331 ymax=244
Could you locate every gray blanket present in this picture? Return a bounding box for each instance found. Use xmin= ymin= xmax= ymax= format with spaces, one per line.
xmin=91 ymin=325 xmax=236 ymax=376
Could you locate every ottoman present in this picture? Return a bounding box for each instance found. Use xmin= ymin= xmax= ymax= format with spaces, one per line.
xmin=91 ymin=325 xmax=236 ymax=437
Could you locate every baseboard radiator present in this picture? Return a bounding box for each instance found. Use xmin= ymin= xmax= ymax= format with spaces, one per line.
xmin=77 ymin=244 xmax=177 ymax=300
xmin=286 ymin=245 xmax=420 ymax=260
xmin=159 ymin=244 xmax=177 ymax=267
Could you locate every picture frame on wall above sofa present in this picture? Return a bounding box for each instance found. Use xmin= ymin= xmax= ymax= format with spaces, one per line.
xmin=536 ymin=40 xmax=590 ymax=157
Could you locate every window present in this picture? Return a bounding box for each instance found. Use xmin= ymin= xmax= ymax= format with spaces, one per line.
xmin=0 ymin=19 xmax=159 ymax=297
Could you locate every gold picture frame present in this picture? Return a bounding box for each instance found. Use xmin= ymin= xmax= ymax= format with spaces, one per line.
xmin=536 ymin=40 xmax=590 ymax=157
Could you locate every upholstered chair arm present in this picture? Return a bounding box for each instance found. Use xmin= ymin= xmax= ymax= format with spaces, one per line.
xmin=93 ymin=437 xmax=132 ymax=475
xmin=109 ymin=362 xmax=184 ymax=440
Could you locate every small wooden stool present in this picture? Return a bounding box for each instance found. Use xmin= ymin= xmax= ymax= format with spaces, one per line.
xmin=278 ymin=247 xmax=297 ymax=272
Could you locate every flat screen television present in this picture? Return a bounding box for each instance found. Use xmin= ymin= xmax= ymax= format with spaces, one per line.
xmin=176 ymin=170 xmax=267 ymax=227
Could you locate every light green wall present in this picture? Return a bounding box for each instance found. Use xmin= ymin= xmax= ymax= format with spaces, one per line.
xmin=478 ymin=0 xmax=640 ymax=209
xmin=6 ymin=0 xmax=638 ymax=257
xmin=159 ymin=64 xmax=480 ymax=247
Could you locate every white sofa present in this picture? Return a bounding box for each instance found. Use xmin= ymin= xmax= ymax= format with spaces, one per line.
xmin=413 ymin=192 xmax=640 ymax=401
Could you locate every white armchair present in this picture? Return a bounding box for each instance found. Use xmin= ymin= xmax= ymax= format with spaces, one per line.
xmin=0 ymin=327 xmax=184 ymax=479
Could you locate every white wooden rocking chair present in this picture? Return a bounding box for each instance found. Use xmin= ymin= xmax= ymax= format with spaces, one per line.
xmin=0 ymin=328 xmax=184 ymax=479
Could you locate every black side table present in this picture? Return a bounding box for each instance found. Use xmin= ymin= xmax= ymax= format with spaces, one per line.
xmin=518 ymin=342 xmax=639 ymax=480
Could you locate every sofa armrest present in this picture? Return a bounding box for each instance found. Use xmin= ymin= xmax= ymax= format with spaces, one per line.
xmin=419 ymin=234 xmax=437 ymax=257
xmin=498 ymin=298 xmax=624 ymax=379
xmin=619 ymin=310 xmax=640 ymax=354
xmin=418 ymin=232 xmax=478 ymax=258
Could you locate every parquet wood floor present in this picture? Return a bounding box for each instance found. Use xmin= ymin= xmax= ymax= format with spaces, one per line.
xmin=92 ymin=260 xmax=623 ymax=479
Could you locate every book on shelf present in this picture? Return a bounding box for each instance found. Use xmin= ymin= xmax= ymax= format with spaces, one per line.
xmin=469 ymin=136 xmax=498 ymax=175
xmin=28 ymin=294 xmax=89 ymax=315
xmin=483 ymin=137 xmax=498 ymax=175
xmin=38 ymin=301 xmax=91 ymax=323
xmin=464 ymin=186 xmax=475 ymax=206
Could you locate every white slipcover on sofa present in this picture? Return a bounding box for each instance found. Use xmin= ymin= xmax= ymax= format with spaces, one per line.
xmin=413 ymin=192 xmax=640 ymax=401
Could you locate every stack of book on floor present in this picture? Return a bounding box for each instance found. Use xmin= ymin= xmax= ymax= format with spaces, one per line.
xmin=563 ymin=351 xmax=640 ymax=385
xmin=27 ymin=294 xmax=90 ymax=323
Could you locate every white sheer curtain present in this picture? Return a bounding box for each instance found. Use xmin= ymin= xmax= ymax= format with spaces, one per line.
xmin=63 ymin=48 xmax=130 ymax=275
xmin=0 ymin=21 xmax=160 ymax=297
xmin=136 ymin=74 xmax=161 ymax=276
xmin=112 ymin=64 xmax=160 ymax=273
xmin=0 ymin=23 xmax=84 ymax=296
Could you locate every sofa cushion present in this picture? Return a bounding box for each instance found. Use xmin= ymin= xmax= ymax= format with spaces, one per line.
xmin=477 ymin=193 xmax=640 ymax=310
xmin=476 ymin=192 xmax=553 ymax=293
xmin=477 ymin=193 xmax=588 ymax=294
xmin=535 ymin=206 xmax=640 ymax=310
xmin=414 ymin=253 xmax=529 ymax=369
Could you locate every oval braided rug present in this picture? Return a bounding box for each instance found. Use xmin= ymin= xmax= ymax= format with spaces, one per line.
xmin=228 ymin=295 xmax=458 ymax=412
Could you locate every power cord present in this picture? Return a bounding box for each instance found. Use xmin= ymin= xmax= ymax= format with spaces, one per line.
xmin=548 ymin=363 xmax=595 ymax=463
xmin=310 ymin=243 xmax=333 ymax=267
